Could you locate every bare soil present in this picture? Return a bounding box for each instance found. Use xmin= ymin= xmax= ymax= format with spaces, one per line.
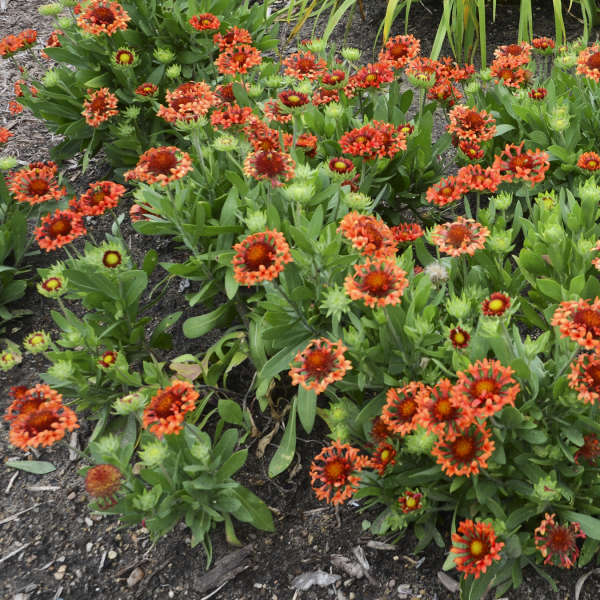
xmin=1 ymin=1 xmax=600 ymax=599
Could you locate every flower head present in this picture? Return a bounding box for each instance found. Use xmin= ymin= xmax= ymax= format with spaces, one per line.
xmin=213 ymin=26 xmax=252 ymax=51
xmin=578 ymin=152 xmax=600 ymax=172
xmin=344 ymin=258 xmax=408 ymax=308
xmin=369 ymin=442 xmax=396 ymax=475
xmin=482 ymin=292 xmax=511 ymax=317
xmin=534 ymin=513 xmax=586 ymax=569
xmin=243 ymin=150 xmax=295 ymax=187
xmin=23 ymin=331 xmax=51 ymax=354
xmin=4 ymin=384 xmax=60 ymax=423
xmin=35 ymin=209 xmax=86 ymax=252
xmin=490 ymin=55 xmax=529 ymax=87
xmin=432 ymin=422 xmax=495 ymax=477
xmin=41 ymin=29 xmax=63 ymax=59
xmin=189 ymin=13 xmax=220 ymax=31
xmin=210 ymin=103 xmax=253 ymax=129
xmin=398 ymin=490 xmax=423 ymax=513
xmin=215 ymin=44 xmax=262 ymax=75
xmin=135 ymin=82 xmax=158 ymax=97
xmin=232 ymin=230 xmax=292 ymax=285
xmin=492 ymin=142 xmax=550 ymax=187
xmin=431 ymin=217 xmax=489 ymax=257
xmin=8 ymin=162 xmax=66 ymax=205
xmin=0 ymin=348 xmax=22 ymax=371
xmin=71 ymin=180 xmax=125 ymax=215
xmin=338 ymin=212 xmax=397 ymax=258
xmin=452 ymin=358 xmax=519 ymax=419
xmin=289 ymin=338 xmax=351 ymax=395
xmin=77 ymin=1 xmax=130 ymax=36
xmin=567 ymin=352 xmax=600 ymax=404
xmin=98 ymin=350 xmax=118 ymax=368
xmin=451 ymin=519 xmax=504 ymax=578
xmin=575 ymin=434 xmax=600 ymax=465
xmin=391 ymin=223 xmax=424 ymax=243
xmin=449 ymin=326 xmax=470 ymax=349
xmin=85 ymin=464 xmax=122 ymax=508
xmin=529 ymin=87 xmax=548 ymax=100
xmin=532 ymin=37 xmax=555 ymax=53
xmin=157 ymin=81 xmax=218 ymax=123
xmin=142 ymin=380 xmax=199 ymax=438
xmin=310 ymin=440 xmax=369 ymax=505
xmin=82 ymin=88 xmax=118 ymax=127
xmin=378 ymin=34 xmax=420 ymax=69
xmin=124 ymin=146 xmax=192 ymax=186
xmin=577 ymin=44 xmax=600 ymax=83
xmin=112 ymin=47 xmax=137 ymax=67
xmin=0 ymin=126 xmax=13 ymax=144
xmin=347 ymin=62 xmax=394 ymax=92
xmin=456 ymin=164 xmax=502 ymax=194
xmin=448 ymin=105 xmax=496 ymax=142
xmin=426 ymin=175 xmax=467 ymax=207
xmin=382 ymin=382 xmax=430 ymax=436
xmin=283 ymin=51 xmax=327 ymax=81
xmin=551 ymin=298 xmax=600 ymax=351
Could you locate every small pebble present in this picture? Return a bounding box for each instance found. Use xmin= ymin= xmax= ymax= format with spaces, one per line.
xmin=67 ymin=492 xmax=76 ymax=501
xmin=349 ymin=593 xmax=355 ymax=600
xmin=107 ymin=550 xmax=117 ymax=560
xmin=53 ymin=565 xmax=67 ymax=580
xmin=84 ymin=517 xmax=93 ymax=527
xmin=168 ymin=592 xmax=174 ymax=599
xmin=86 ymin=543 xmax=93 ymax=553
xmin=127 ymin=567 xmax=144 ymax=587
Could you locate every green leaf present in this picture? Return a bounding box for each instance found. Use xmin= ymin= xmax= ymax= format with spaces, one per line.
xmin=230 ymin=486 xmax=274 ymax=531
xmin=6 ymin=460 xmax=56 ymax=474
xmin=183 ymin=303 xmax=234 ymax=338
xmin=216 ymin=449 xmax=248 ymax=480
xmin=268 ymin=397 xmax=297 ymax=477
xmin=218 ymin=398 xmax=243 ymax=425
xmin=297 ymin=386 xmax=317 ymax=433
xmin=561 ymin=511 xmax=600 ymax=540
xmin=535 ymin=278 xmax=564 ymax=302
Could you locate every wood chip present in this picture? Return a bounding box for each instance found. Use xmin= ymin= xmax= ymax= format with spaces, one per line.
xmin=0 ymin=543 xmax=32 ymax=565
xmin=194 ymin=544 xmax=254 ymax=594
xmin=437 ymin=571 xmax=460 ymax=593
xmin=5 ymin=471 xmax=19 ymax=494
xmin=0 ymin=505 xmax=40 ymax=525
xmin=28 ymin=486 xmax=60 ymax=492
xmin=68 ymin=432 xmax=79 ymax=461
xmin=575 ymin=568 xmax=600 ymax=600
xmin=366 ymin=541 xmax=396 ymax=550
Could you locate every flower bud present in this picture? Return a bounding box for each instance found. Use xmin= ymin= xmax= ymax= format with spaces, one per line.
xmin=123 ymin=105 xmax=140 ymax=120
xmin=579 ymin=177 xmax=600 ymax=203
xmin=153 ymin=47 xmax=175 ymax=64
xmin=132 ymin=487 xmax=161 ymax=511
xmin=59 ymin=0 xmax=78 ymax=6
xmin=424 ymin=261 xmax=448 ymax=285
xmin=0 ymin=349 xmax=22 ymax=371
xmin=295 ymin=80 xmax=313 ymax=96
xmin=23 ymin=330 xmax=51 ymax=353
xmin=404 ymin=426 xmax=436 ymax=455
xmin=243 ymin=209 xmax=267 ymax=233
xmin=323 ymin=102 xmax=344 ymax=120
xmin=283 ymin=182 xmax=314 ymax=204
xmin=577 ymin=237 xmax=595 ymax=255
xmin=464 ymin=80 xmax=481 ymax=95
xmin=532 ymin=474 xmax=562 ymax=503
xmin=320 ymin=285 xmax=351 ymax=318
xmin=294 ymin=163 xmax=317 ymax=181
xmin=138 ymin=440 xmax=169 ymax=466
xmin=42 ymin=69 xmax=61 ymax=87
xmin=96 ymin=434 xmax=120 ymax=455
xmin=166 ymin=64 xmax=182 ymax=79
xmin=341 ymin=47 xmax=361 ymax=62
xmin=39 ymin=3 xmax=63 ymax=16
xmin=263 ymin=75 xmax=285 ymax=88
xmin=330 ymin=423 xmax=351 ymax=443
xmin=213 ymin=133 xmax=239 ymax=152
xmin=542 ymin=223 xmax=564 ymax=244
xmin=491 ymin=191 xmax=513 ymax=211
xmin=534 ymin=189 xmax=557 ymax=211
xmin=343 ymin=191 xmax=371 ymax=210
xmin=56 ymin=16 xmax=73 ymax=29
xmin=113 ymin=392 xmax=146 ymax=415
xmin=47 ymin=359 xmax=74 ymax=379
xmin=487 ymin=230 xmax=512 ymax=253
xmin=555 ymin=53 xmax=577 ymax=68
xmin=117 ymin=124 xmax=135 ymax=137
xmin=247 ymin=83 xmax=263 ymax=98
xmin=0 ymin=156 xmax=18 ymax=170
xmin=446 ymin=294 xmax=471 ymax=321
xmin=190 ymin=440 xmax=211 ymax=464
xmin=305 ymin=38 xmax=326 ymax=54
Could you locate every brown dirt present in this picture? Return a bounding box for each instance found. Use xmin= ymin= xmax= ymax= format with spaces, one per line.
xmin=1 ymin=1 xmax=600 ymax=599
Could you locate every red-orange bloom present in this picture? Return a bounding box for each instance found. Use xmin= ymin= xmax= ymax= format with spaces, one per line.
xmin=35 ymin=209 xmax=86 ymax=252
xmin=232 ymin=230 xmax=292 ymax=286
xmin=243 ymin=117 xmax=281 ymax=152
xmin=213 ymin=26 xmax=252 ymax=50
xmin=532 ymin=37 xmax=555 ymax=52
xmin=428 ymin=79 xmax=463 ymax=107
xmin=493 ymin=142 xmax=550 ymax=186
xmin=529 ymin=87 xmax=548 ymax=100
xmin=85 ymin=464 xmax=122 ymax=508
xmin=321 ymin=70 xmax=346 ymax=86
xmin=578 ymin=152 xmax=600 ymax=171
xmin=243 ymin=150 xmax=295 ymax=187
xmin=447 ymin=105 xmax=496 ymax=142
xmin=432 ymin=422 xmax=495 ymax=477
xmin=9 ymin=101 xmax=23 ymax=115
xmin=282 ymin=51 xmax=327 ymax=81
xmin=289 ymin=338 xmax=351 ymax=395
xmin=82 ymin=88 xmax=118 ymax=127
xmin=567 ymin=353 xmax=600 ymax=405
xmin=4 ymin=384 xmax=61 ymax=423
xmin=312 ymin=87 xmax=340 ymax=106
xmin=370 ymin=416 xmax=395 ymax=443
xmin=551 ymin=298 xmax=600 ymax=351
xmin=0 ymin=32 xmax=34 ymax=58
xmin=41 ymin=30 xmax=63 ymax=59
xmin=215 ymin=44 xmax=262 ymax=76
xmin=417 ymin=378 xmax=473 ymax=440
xmin=459 ymin=139 xmax=485 ymax=161
xmin=8 ymin=162 xmax=65 ymax=205
xmin=14 ymin=79 xmax=38 ymax=98
xmin=391 ymin=223 xmax=424 ymax=243
xmin=0 ymin=126 xmax=13 ymax=144
xmin=142 ymin=380 xmax=199 ymax=438
xmin=345 ymin=258 xmax=408 ymax=308
xmin=370 ymin=442 xmax=396 ymax=475
xmin=490 ymin=55 xmax=529 ymax=88
xmin=534 ymin=513 xmax=586 ymax=569
xmin=157 ymin=81 xmax=218 ymax=123
xmin=310 ymin=440 xmax=369 ymax=505
xmin=575 ymin=434 xmax=600 ymax=465
xmin=382 ymin=382 xmax=430 ymax=436
xmin=431 ymin=217 xmax=489 ymax=257
xmin=449 ymin=326 xmax=470 ymax=349
xmin=135 ymin=82 xmax=158 ymax=97
xmin=98 ymin=350 xmax=118 ymax=368
xmin=482 ymin=292 xmax=511 ymax=317
xmin=210 ymin=103 xmax=253 ymax=129
xmin=71 ymin=180 xmax=126 ymax=216
xmin=338 ymin=212 xmax=397 ymax=258
xmin=77 ymin=1 xmax=130 ymax=36
xmin=378 ymin=34 xmax=421 ymax=69
xmin=577 ymin=44 xmax=600 ymax=83
xmin=451 ymin=519 xmax=504 ymax=578
xmin=347 ymin=62 xmax=394 ymax=92
xmin=457 ymin=164 xmax=502 ymax=193
xmin=426 ymin=175 xmax=466 ymax=207
xmin=263 ymin=99 xmax=293 ymax=124
xmin=189 ymin=13 xmax=220 ymax=31
xmin=9 ymin=400 xmax=78 ymax=449
xmin=328 ymin=157 xmax=355 ymax=175
xmin=398 ymin=490 xmax=423 ymax=513
xmin=494 ymin=42 xmax=531 ymax=65
xmin=124 ymin=146 xmax=193 ymax=186
xmin=279 ymin=90 xmax=310 ymax=108
xmin=451 ymin=358 xmax=519 ymax=419
xmin=339 ymin=122 xmax=406 ymax=160
xmin=283 ymin=132 xmax=318 ymax=158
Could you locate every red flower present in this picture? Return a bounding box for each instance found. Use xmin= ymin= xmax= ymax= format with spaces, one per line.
xmin=451 ymin=519 xmax=504 ymax=578
xmin=398 ymin=490 xmax=423 ymax=513
xmin=339 ymin=122 xmax=406 ymax=160
xmin=282 ymin=51 xmax=327 ymax=81
xmin=310 ymin=440 xmax=369 ymax=505
xmin=391 ymin=223 xmax=424 ymax=243
xmin=189 ymin=13 xmax=221 ymax=32
xmin=490 ymin=55 xmax=529 ymax=88
xmin=243 ymin=117 xmax=281 ymax=152
xmin=574 ymin=434 xmax=600 ymax=465
xmin=243 ymin=150 xmax=295 ymax=187
xmin=210 ymin=103 xmax=253 ymax=129
xmin=124 ymin=146 xmax=193 ymax=186
xmin=578 ymin=152 xmax=600 ymax=171
xmin=532 ymin=37 xmax=555 ymax=52
xmin=482 ymin=292 xmax=511 ymax=317
xmin=431 ymin=217 xmax=489 ymax=257
xmin=142 ymin=380 xmax=199 ymax=438
xmin=345 ymin=258 xmax=408 ymax=308
xmin=381 ymin=382 xmax=430 ymax=436
xmin=347 ymin=62 xmax=394 ymax=92
xmin=447 ymin=105 xmax=496 ymax=142
xmin=157 ymin=81 xmax=218 ymax=123
xmin=71 ymin=180 xmax=125 ymax=215
xmin=338 ymin=212 xmax=397 ymax=258
xmin=232 ymin=230 xmax=293 ymax=286
xmin=289 ymin=338 xmax=351 ymax=395
xmin=215 ymin=44 xmax=262 ymax=76
xmin=378 ymin=34 xmax=421 ymax=69
xmin=551 ymin=298 xmax=600 ymax=351
xmin=529 ymin=87 xmax=547 ymax=100
xmin=4 ymin=384 xmax=61 ymax=423
xmin=278 ymin=90 xmax=310 ymax=108
xmin=534 ymin=513 xmax=586 ymax=569
xmin=567 ymin=352 xmax=600 ymax=404
xmin=370 ymin=416 xmax=395 ymax=443
xmin=82 ymin=88 xmax=118 ymax=127
xmin=8 ymin=162 xmax=65 ymax=206
xmin=494 ymin=42 xmax=531 ymax=65
xmin=451 ymin=358 xmax=520 ymax=419
xmin=321 ymin=70 xmax=347 ymax=86
xmin=41 ymin=30 xmax=63 ymax=59
xmin=456 ymin=164 xmax=501 ymax=193
xmin=328 ymin=157 xmax=355 ymax=175
xmin=426 ymin=175 xmax=466 ymax=207
xmin=312 ymin=87 xmax=340 ymax=106
xmin=449 ymin=326 xmax=470 ymax=349
xmin=35 ymin=209 xmax=86 ymax=252
xmin=492 ymin=143 xmax=550 ymax=186
xmin=77 ymin=1 xmax=130 ymax=36
xmin=577 ymin=44 xmax=600 ymax=83
xmin=213 ymin=27 xmax=252 ymax=50
xmin=458 ymin=140 xmax=485 ymax=161
xmin=370 ymin=442 xmax=396 ymax=475
xmin=0 ymin=126 xmax=13 ymax=144
xmin=98 ymin=350 xmax=118 ymax=368
xmin=85 ymin=464 xmax=122 ymax=508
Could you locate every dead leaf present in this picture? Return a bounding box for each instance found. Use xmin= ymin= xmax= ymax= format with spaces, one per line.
xmin=366 ymin=540 xmax=396 ymax=551
xmin=256 ymin=422 xmax=279 ymax=459
xmin=575 ymin=568 xmax=600 ymax=600
xmin=331 ymin=554 xmax=365 ymax=578
xmin=291 ymin=570 xmax=340 ymax=591
xmin=437 ymin=571 xmax=460 ymax=593
xmin=169 ymin=362 xmax=203 ymax=382
xmin=352 ymin=546 xmax=370 ymax=571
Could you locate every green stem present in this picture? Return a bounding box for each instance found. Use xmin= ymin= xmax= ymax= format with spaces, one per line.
xmin=271 ymin=281 xmax=319 ymax=336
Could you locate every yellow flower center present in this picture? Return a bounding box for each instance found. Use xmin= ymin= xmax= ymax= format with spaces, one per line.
xmin=405 ymin=496 xmax=416 ymax=508
xmin=470 ymin=540 xmax=484 ymax=556
xmin=488 ymin=299 xmax=505 ymax=312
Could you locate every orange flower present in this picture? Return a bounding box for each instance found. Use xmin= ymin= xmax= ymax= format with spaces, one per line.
xmin=451 ymin=358 xmax=520 ymax=419
xmin=426 ymin=175 xmax=466 ymax=207
xmin=391 ymin=223 xmax=424 ymax=243
xmin=71 ymin=180 xmax=125 ymax=215
xmin=283 ymin=132 xmax=318 ymax=158
xmin=417 ymin=378 xmax=473 ymax=440
xmin=215 ymin=44 xmax=262 ymax=76
xmin=575 ymin=434 xmax=600 ymax=465
xmin=0 ymin=126 xmax=13 ymax=144
xmin=4 ymin=384 xmax=61 ymax=423
xmin=432 ymin=422 xmax=495 ymax=477
xmin=447 ymin=105 xmax=496 ymax=142
xmin=41 ymin=30 xmax=63 ymax=59
xmin=490 ymin=55 xmax=529 ymax=87
xmin=289 ymin=338 xmax=351 ymax=395
xmin=534 ymin=513 xmax=586 ymax=569
xmin=243 ymin=150 xmax=295 ymax=187
xmin=213 ymin=26 xmax=252 ymax=50
xmin=532 ymin=37 xmax=555 ymax=52
xmin=321 ymin=70 xmax=346 ymax=86
xmin=9 ymin=400 xmax=78 ymax=449
xmin=431 ymin=217 xmax=489 ymax=257
xmin=482 ymin=292 xmax=511 ymax=317
xmin=8 ymin=162 xmax=65 ymax=205
xmin=494 ymin=42 xmax=531 ymax=65
xmin=428 ymin=79 xmax=463 ymax=107
xmin=232 ymin=230 xmax=292 ymax=285
xmin=77 ymin=1 xmax=130 ymax=36
xmin=279 ymin=90 xmax=310 ymax=108
xmin=551 ymin=298 xmax=600 ymax=351
xmin=124 ymin=146 xmax=193 ymax=186
xmin=567 ymin=352 xmax=600 ymax=404
xmin=378 ymin=34 xmax=420 ymax=69
xmin=457 ymin=164 xmax=502 ymax=193
xmin=493 ymin=142 xmax=550 ymax=186
xmin=312 ymin=87 xmax=340 ymax=106
xmin=263 ymin=99 xmax=293 ymax=124
xmin=135 ymin=82 xmax=158 ymax=97
xmin=451 ymin=519 xmax=504 ymax=579
xmin=449 ymin=326 xmax=470 ymax=349
xmin=347 ymin=62 xmax=394 ymax=92
xmin=282 ymin=51 xmax=327 ymax=81
xmin=310 ymin=440 xmax=369 ymax=505
xmin=142 ymin=380 xmax=199 ymax=438
xmin=157 ymin=81 xmax=218 ymax=123
xmin=85 ymin=464 xmax=122 ymax=508
xmin=339 ymin=122 xmax=406 ymax=160
xmin=458 ymin=139 xmax=485 ymax=161
xmin=369 ymin=442 xmax=396 ymax=475
xmin=338 ymin=212 xmax=397 ymax=258
xmin=9 ymin=101 xmax=23 ymax=115
xmin=243 ymin=117 xmax=281 ymax=152
xmin=189 ymin=13 xmax=220 ymax=31
xmin=398 ymin=490 xmax=423 ymax=513
xmin=578 ymin=151 xmax=600 ymax=171
xmin=370 ymin=415 xmax=395 ymax=443
xmin=129 ymin=202 xmax=157 ymax=222
xmin=14 ymin=79 xmax=38 ymax=98
xmin=210 ymin=103 xmax=253 ymax=129
xmin=577 ymin=44 xmax=600 ymax=83
xmin=35 ymin=209 xmax=86 ymax=252
xmin=381 ymin=382 xmax=430 ymax=436
xmin=82 ymin=88 xmax=118 ymax=127
xmin=328 ymin=157 xmax=355 ymax=175
xmin=345 ymin=258 xmax=408 ymax=308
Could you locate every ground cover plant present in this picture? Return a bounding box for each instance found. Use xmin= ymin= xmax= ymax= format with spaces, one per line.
xmin=3 ymin=0 xmax=600 ymax=598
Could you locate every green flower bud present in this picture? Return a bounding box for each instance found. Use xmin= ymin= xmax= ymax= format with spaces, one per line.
xmin=37 ymin=271 xmax=67 ymax=297
xmin=138 ymin=440 xmax=169 ymax=466
xmin=118 ymin=124 xmax=135 ymax=137
xmin=329 ymin=423 xmax=351 ymax=443
xmin=244 ymin=210 xmax=268 ymax=233
xmin=577 ymin=237 xmax=595 ymax=255
xmin=404 ymin=426 xmax=436 ymax=455
xmin=113 ymin=392 xmax=146 ymax=415
xmin=479 ymin=68 xmax=492 ymax=82
xmin=446 ymin=294 xmax=471 ymax=321
xmin=579 ymin=177 xmax=600 ymax=203
xmin=304 ymin=39 xmax=326 ymax=54
xmin=283 ymin=182 xmax=315 ymax=204
xmin=343 ymin=192 xmax=372 ymax=210
xmin=320 ymin=285 xmax=351 ymax=319
xmin=328 ymin=401 xmax=349 ymax=424
xmin=532 ymin=474 xmax=562 ymax=503
xmin=213 ymin=133 xmax=239 ymax=152
xmin=464 ymin=80 xmax=481 ymax=95
xmin=23 ymin=331 xmax=51 ymax=354
xmin=263 ymin=75 xmax=285 ymax=89
xmin=132 ymin=487 xmax=161 ymax=511
xmin=323 ymin=102 xmax=344 ymax=120
xmin=56 ymin=16 xmax=73 ymax=29
xmin=123 ymin=105 xmax=141 ymax=120
xmin=542 ymin=223 xmax=564 ymax=244
xmin=405 ymin=70 xmax=436 ymax=90
xmin=42 ymin=69 xmax=61 ymax=87
xmin=47 ymin=360 xmax=74 ymax=379
xmin=0 ymin=349 xmax=22 ymax=371
xmin=0 ymin=156 xmax=18 ymax=170
xmin=59 ymin=0 xmax=78 ymax=6
xmin=294 ymin=163 xmax=317 ymax=181
xmin=341 ymin=47 xmax=361 ymax=62
xmin=555 ymin=53 xmax=577 ymax=68
xmin=295 ymin=80 xmax=313 ymax=96
xmin=247 ymin=83 xmax=263 ymax=98
xmin=190 ymin=441 xmax=211 ymax=464
xmin=153 ymin=47 xmax=175 ymax=64
xmin=534 ymin=189 xmax=558 ymax=211
xmin=487 ymin=230 xmax=512 ymax=253
xmin=39 ymin=3 xmax=63 ymax=16
xmin=165 ymin=64 xmax=182 ymax=79
xmin=96 ymin=434 xmax=120 ymax=456
xmin=491 ymin=191 xmax=513 ymax=211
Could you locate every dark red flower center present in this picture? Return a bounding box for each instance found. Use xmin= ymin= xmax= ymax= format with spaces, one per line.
xmin=452 ymin=435 xmax=475 ymax=460
xmin=434 ymin=398 xmax=455 ymax=420
xmin=398 ymin=398 xmax=417 ymax=418
xmin=116 ymin=50 xmax=133 ymax=64
xmin=297 ymin=57 xmax=315 ymax=72
xmin=463 ymin=111 xmax=485 ymax=129
xmin=586 ymin=363 xmax=600 ymax=386
xmin=147 ymin=150 xmax=177 ymax=175
xmin=304 ymin=348 xmax=335 ymax=376
xmin=232 ymin=51 xmax=247 ymax=65
xmin=253 ymin=151 xmax=287 ymax=176
xmin=86 ymin=464 xmax=122 ymax=498
xmin=574 ymin=308 xmax=600 ymax=331
xmin=390 ymin=42 xmax=409 ymax=58
xmin=152 ymin=390 xmax=179 ymax=418
xmin=509 ymin=154 xmax=533 ymax=171
xmin=587 ymin=52 xmax=600 ymax=70
xmin=446 ymin=223 xmax=470 ymax=246
xmin=505 ymin=44 xmax=523 ymax=56
xmin=548 ymin=527 xmax=573 ymax=551
xmin=362 ymin=270 xmax=392 ymax=297
xmin=244 ymin=240 xmax=274 ymax=270
xmin=48 ymin=217 xmax=72 ymax=238
xmin=91 ymin=7 xmax=116 ymax=25
xmin=28 ymin=176 xmax=50 ymax=196
xmin=90 ymin=95 xmax=107 ymax=112
xmin=25 ymin=409 xmax=58 ymax=433
xmin=324 ymin=457 xmax=350 ymax=482
xmin=91 ymin=189 xmax=106 ymax=204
